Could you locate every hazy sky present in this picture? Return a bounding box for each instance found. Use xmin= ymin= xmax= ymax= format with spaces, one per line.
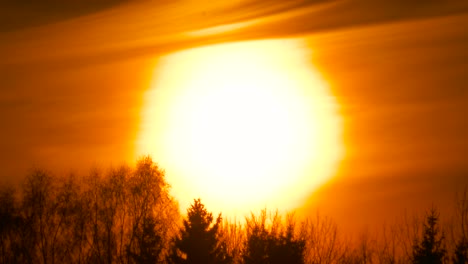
xmin=1 ymin=0 xmax=467 ymax=230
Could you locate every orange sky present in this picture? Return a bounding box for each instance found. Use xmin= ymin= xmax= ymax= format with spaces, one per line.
xmin=0 ymin=0 xmax=467 ymax=231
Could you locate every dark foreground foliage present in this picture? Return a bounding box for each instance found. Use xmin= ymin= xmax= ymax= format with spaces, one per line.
xmin=0 ymin=157 xmax=466 ymax=264
xmin=170 ymin=198 xmax=230 ymax=264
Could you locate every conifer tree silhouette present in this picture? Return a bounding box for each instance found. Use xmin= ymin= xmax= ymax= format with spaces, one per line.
xmin=412 ymin=207 xmax=446 ymax=264
xmin=170 ymin=198 xmax=229 ymax=264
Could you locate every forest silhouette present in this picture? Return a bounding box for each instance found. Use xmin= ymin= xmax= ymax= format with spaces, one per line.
xmin=0 ymin=156 xmax=466 ymax=264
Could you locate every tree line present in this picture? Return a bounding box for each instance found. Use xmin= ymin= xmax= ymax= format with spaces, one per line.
xmin=0 ymin=156 xmax=466 ymax=264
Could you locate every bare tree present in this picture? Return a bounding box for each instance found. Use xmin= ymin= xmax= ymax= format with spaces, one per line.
xmin=453 ymin=188 xmax=468 ymax=264
xmin=218 ymin=218 xmax=245 ymax=264
xmin=375 ymin=223 xmax=403 ymax=264
xmin=243 ymin=209 xmax=305 ymax=264
xmin=301 ymin=213 xmax=346 ymax=264
xmin=21 ymin=169 xmax=61 ymax=264
xmin=126 ymin=156 xmax=179 ymax=263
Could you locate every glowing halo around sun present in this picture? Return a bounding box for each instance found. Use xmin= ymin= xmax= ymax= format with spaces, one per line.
xmin=137 ymin=38 xmax=343 ymax=216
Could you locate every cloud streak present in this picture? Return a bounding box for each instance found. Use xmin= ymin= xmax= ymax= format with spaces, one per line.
xmin=2 ymin=1 xmax=467 ymax=68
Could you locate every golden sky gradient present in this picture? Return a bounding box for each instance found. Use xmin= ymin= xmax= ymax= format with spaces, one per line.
xmin=1 ymin=0 xmax=467 ymax=231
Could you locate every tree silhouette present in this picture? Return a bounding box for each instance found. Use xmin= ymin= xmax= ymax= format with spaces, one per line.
xmin=454 ymin=188 xmax=468 ymax=264
xmin=0 ymin=186 xmax=24 ymax=264
xmin=2 ymin=157 xmax=468 ymax=264
xmin=454 ymin=238 xmax=468 ymax=264
xmin=126 ymin=157 xmax=180 ymax=263
xmin=127 ymin=215 xmax=162 ymax=264
xmin=243 ymin=210 xmax=305 ymax=264
xmin=21 ymin=169 xmax=60 ymax=264
xmin=302 ymin=213 xmax=346 ymax=264
xmin=170 ymin=198 xmax=229 ymax=264
xmin=412 ymin=207 xmax=447 ymax=264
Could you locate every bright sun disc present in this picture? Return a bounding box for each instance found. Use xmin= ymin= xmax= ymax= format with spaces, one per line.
xmin=137 ymin=39 xmax=343 ymax=216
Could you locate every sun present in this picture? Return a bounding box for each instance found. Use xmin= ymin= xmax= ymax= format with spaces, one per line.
xmin=137 ymin=39 xmax=343 ymax=216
